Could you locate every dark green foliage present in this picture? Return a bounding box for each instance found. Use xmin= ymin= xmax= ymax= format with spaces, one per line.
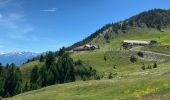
xmin=0 ymin=63 xmax=3 ymax=75
xmin=129 ymin=9 xmax=170 ymax=30
xmin=104 ymin=33 xmax=110 ymax=40
xmin=0 ymin=63 xmax=22 ymax=97
xmin=30 ymin=66 xmax=39 ymax=90
xmin=23 ymin=82 xmax=30 ymax=92
xmin=39 ymin=54 xmax=44 ymax=62
xmin=113 ymin=65 xmax=116 ymax=69
xmin=57 ymin=53 xmax=75 ymax=83
xmin=141 ymin=64 xmax=146 ymax=70
xmin=153 ymin=62 xmax=157 ymax=68
xmin=38 ymin=65 xmax=48 ymax=87
xmin=137 ymin=52 xmax=144 ymax=57
xmin=30 ymin=66 xmax=39 ymax=84
xmin=130 ymin=56 xmax=137 ymax=63
xmin=150 ymin=40 xmax=158 ymax=46
xmin=46 ymin=70 xmax=55 ymax=85
xmin=75 ymin=59 xmax=83 ymax=66
xmin=148 ymin=65 xmax=152 ymax=69
xmin=29 ymin=48 xmax=96 ymax=90
xmin=58 ymin=47 xmax=66 ymax=57
xmin=74 ymin=60 xmax=97 ymax=80
xmin=107 ymin=72 xmax=113 ymax=79
xmin=104 ymin=56 xmax=107 ymax=61
xmin=45 ymin=51 xmax=56 ymax=69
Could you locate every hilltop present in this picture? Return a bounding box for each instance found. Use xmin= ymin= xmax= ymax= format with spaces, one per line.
xmin=5 ymin=9 xmax=170 ymax=100
xmin=68 ymin=9 xmax=170 ymax=50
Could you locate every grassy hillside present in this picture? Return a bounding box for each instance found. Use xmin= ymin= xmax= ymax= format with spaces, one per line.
xmin=10 ymin=27 xmax=170 ymax=100
xmin=68 ymin=9 xmax=170 ymax=50
xmin=7 ymin=62 xmax=170 ymax=100
xmin=7 ymin=9 xmax=170 ymax=100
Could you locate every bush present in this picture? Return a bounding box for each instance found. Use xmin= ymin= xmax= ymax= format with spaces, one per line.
xmin=104 ymin=56 xmax=107 ymax=61
xmin=153 ymin=62 xmax=157 ymax=68
xmin=107 ymin=72 xmax=113 ymax=79
xmin=137 ymin=52 xmax=144 ymax=57
xmin=93 ymin=74 xmax=101 ymax=80
xmin=148 ymin=65 xmax=152 ymax=69
xmin=141 ymin=64 xmax=146 ymax=70
xmin=75 ymin=59 xmax=83 ymax=66
xmin=130 ymin=56 xmax=137 ymax=63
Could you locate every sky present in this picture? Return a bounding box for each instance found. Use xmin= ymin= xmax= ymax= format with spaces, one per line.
xmin=0 ymin=0 xmax=170 ymax=53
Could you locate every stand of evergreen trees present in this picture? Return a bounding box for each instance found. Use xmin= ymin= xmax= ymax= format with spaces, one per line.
xmin=28 ymin=48 xmax=98 ymax=91
xmin=0 ymin=48 xmax=98 ymax=98
xmin=0 ymin=63 xmax=22 ymax=98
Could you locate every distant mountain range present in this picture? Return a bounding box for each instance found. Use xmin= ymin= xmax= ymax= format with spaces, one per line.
xmin=0 ymin=52 xmax=39 ymax=66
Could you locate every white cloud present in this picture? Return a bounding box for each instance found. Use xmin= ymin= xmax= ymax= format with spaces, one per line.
xmin=0 ymin=12 xmax=33 ymax=39
xmin=41 ymin=8 xmax=57 ymax=12
xmin=0 ymin=0 xmax=34 ymax=40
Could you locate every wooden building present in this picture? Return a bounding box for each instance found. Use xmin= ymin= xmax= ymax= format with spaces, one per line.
xmin=122 ymin=40 xmax=150 ymax=49
xmin=73 ymin=44 xmax=99 ymax=51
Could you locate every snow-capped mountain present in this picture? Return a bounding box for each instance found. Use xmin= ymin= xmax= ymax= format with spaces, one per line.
xmin=0 ymin=52 xmax=39 ymax=66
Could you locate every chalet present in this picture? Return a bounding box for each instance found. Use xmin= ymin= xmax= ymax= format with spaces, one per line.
xmin=122 ymin=40 xmax=151 ymax=49
xmin=73 ymin=44 xmax=99 ymax=51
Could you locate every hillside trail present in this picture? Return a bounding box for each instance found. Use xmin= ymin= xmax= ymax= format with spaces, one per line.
xmin=138 ymin=50 xmax=170 ymax=57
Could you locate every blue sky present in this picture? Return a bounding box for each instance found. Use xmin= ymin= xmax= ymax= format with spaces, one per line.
xmin=0 ymin=0 xmax=169 ymax=53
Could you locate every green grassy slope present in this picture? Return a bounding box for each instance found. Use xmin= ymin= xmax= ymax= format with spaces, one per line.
xmin=9 ymin=9 xmax=170 ymax=100
xmin=8 ymin=27 xmax=170 ymax=100
xmin=7 ymin=63 xmax=170 ymax=100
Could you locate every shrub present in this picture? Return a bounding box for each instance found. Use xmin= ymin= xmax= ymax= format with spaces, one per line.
xmin=148 ymin=65 xmax=152 ymax=69
xmin=130 ymin=56 xmax=137 ymax=63
xmin=141 ymin=64 xmax=146 ymax=70
xmin=104 ymin=56 xmax=107 ymax=61
xmin=137 ymin=52 xmax=144 ymax=57
xmin=107 ymin=72 xmax=113 ymax=79
xmin=93 ymin=74 xmax=101 ymax=80
xmin=153 ymin=62 xmax=157 ymax=68
xmin=75 ymin=59 xmax=83 ymax=66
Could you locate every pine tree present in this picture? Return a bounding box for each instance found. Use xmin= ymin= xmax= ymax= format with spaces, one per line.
xmin=58 ymin=47 xmax=66 ymax=57
xmin=45 ymin=52 xmax=56 ymax=69
xmin=23 ymin=82 xmax=30 ymax=92
xmin=39 ymin=54 xmax=44 ymax=62
xmin=38 ymin=65 xmax=47 ymax=87
xmin=57 ymin=53 xmax=75 ymax=83
xmin=153 ymin=62 xmax=157 ymax=68
xmin=30 ymin=66 xmax=39 ymax=90
xmin=47 ymin=70 xmax=55 ymax=85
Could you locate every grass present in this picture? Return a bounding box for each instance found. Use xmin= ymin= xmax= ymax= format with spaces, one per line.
xmin=6 ymin=64 xmax=170 ymax=100
xmin=141 ymin=45 xmax=170 ymax=55
xmin=20 ymin=61 xmax=43 ymax=82
xmin=97 ymin=28 xmax=170 ymax=51
xmin=7 ymin=28 xmax=170 ymax=100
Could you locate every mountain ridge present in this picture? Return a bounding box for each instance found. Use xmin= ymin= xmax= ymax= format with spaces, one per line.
xmin=0 ymin=51 xmax=39 ymax=66
xmin=67 ymin=9 xmax=170 ymax=50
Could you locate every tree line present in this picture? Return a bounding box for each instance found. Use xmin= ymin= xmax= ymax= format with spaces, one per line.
xmin=0 ymin=63 xmax=22 ymax=98
xmin=0 ymin=48 xmax=98 ymax=98
xmin=28 ymin=48 xmax=98 ymax=91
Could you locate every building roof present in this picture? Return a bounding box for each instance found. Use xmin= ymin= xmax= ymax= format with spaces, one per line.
xmin=123 ymin=40 xmax=150 ymax=44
